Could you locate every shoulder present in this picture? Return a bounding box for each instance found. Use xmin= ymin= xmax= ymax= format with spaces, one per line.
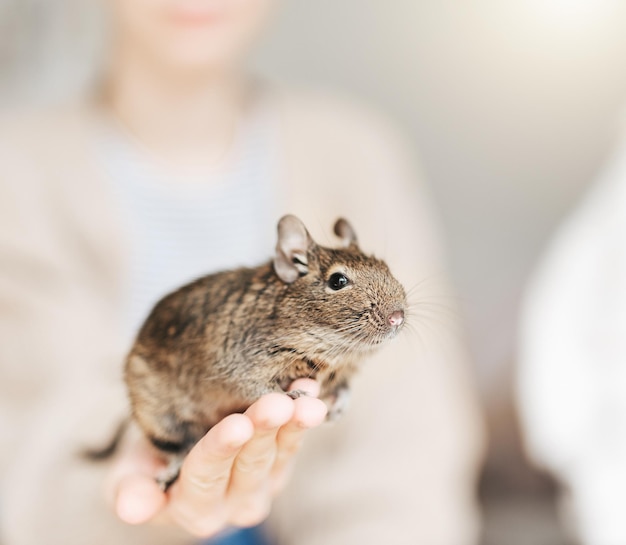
xmin=267 ymin=84 xmax=423 ymax=204
xmin=0 ymin=100 xmax=120 ymax=270
xmin=0 ymin=100 xmax=99 ymax=206
xmin=0 ymin=101 xmax=94 ymax=160
xmin=270 ymin=85 xmax=411 ymax=163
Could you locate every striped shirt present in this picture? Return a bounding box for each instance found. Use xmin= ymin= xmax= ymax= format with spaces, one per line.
xmin=96 ymin=101 xmax=281 ymax=342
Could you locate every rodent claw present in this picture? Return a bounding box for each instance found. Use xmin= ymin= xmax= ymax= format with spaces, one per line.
xmin=285 ymin=389 xmax=309 ymax=400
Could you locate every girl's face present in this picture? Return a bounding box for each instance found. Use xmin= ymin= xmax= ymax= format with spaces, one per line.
xmin=109 ymin=0 xmax=275 ymax=72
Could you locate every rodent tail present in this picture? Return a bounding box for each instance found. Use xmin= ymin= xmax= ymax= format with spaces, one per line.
xmin=81 ymin=417 xmax=130 ymax=461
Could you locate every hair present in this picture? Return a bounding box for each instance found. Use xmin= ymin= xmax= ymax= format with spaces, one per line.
xmin=0 ymin=0 xmax=107 ymax=106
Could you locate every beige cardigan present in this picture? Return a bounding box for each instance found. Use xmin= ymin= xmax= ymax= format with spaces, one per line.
xmin=0 ymin=89 xmax=484 ymax=545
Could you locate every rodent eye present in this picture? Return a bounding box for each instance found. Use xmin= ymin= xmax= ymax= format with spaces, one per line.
xmin=328 ymin=272 xmax=349 ymax=291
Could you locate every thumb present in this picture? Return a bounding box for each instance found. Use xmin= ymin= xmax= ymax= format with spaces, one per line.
xmin=105 ymin=422 xmax=168 ymax=524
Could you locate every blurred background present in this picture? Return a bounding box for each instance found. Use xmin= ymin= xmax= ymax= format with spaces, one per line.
xmin=3 ymin=0 xmax=626 ymax=543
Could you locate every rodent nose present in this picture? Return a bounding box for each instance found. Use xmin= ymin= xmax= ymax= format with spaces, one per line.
xmin=387 ymin=310 xmax=405 ymax=327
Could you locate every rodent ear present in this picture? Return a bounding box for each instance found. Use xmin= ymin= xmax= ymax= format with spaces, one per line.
xmin=274 ymin=215 xmax=312 ymax=283
xmin=334 ymin=218 xmax=358 ymax=248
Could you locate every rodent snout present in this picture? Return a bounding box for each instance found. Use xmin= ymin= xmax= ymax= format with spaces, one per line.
xmin=387 ymin=310 xmax=405 ymax=327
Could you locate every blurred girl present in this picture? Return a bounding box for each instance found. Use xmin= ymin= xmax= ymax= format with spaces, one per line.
xmin=0 ymin=1 xmax=484 ymax=544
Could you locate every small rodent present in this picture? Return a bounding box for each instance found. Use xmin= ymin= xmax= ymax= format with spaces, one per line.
xmin=125 ymin=215 xmax=407 ymax=488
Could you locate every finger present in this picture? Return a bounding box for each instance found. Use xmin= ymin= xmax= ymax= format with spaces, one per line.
xmin=115 ymin=474 xmax=167 ymax=524
xmin=227 ymin=393 xmax=294 ymax=525
xmin=231 ymin=393 xmax=294 ymax=486
xmin=168 ymin=413 xmax=253 ymax=525
xmin=271 ymin=395 xmax=328 ymax=492
xmin=288 ymin=378 xmax=321 ymax=397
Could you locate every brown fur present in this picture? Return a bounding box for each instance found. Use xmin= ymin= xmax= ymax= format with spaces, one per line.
xmin=124 ymin=215 xmax=406 ymax=485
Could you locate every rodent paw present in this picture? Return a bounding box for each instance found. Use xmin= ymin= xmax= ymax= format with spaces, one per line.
xmin=285 ymin=389 xmax=309 ymax=400
xmin=326 ymin=387 xmax=351 ymax=422
xmin=327 ymin=405 xmax=346 ymax=421
xmin=156 ymin=472 xmax=179 ymax=492
xmin=156 ymin=457 xmax=184 ymax=491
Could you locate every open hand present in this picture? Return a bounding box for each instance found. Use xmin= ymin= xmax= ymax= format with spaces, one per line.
xmin=106 ymin=379 xmax=327 ymax=537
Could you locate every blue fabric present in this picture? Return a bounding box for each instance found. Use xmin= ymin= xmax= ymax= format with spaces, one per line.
xmin=203 ymin=526 xmax=270 ymax=545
